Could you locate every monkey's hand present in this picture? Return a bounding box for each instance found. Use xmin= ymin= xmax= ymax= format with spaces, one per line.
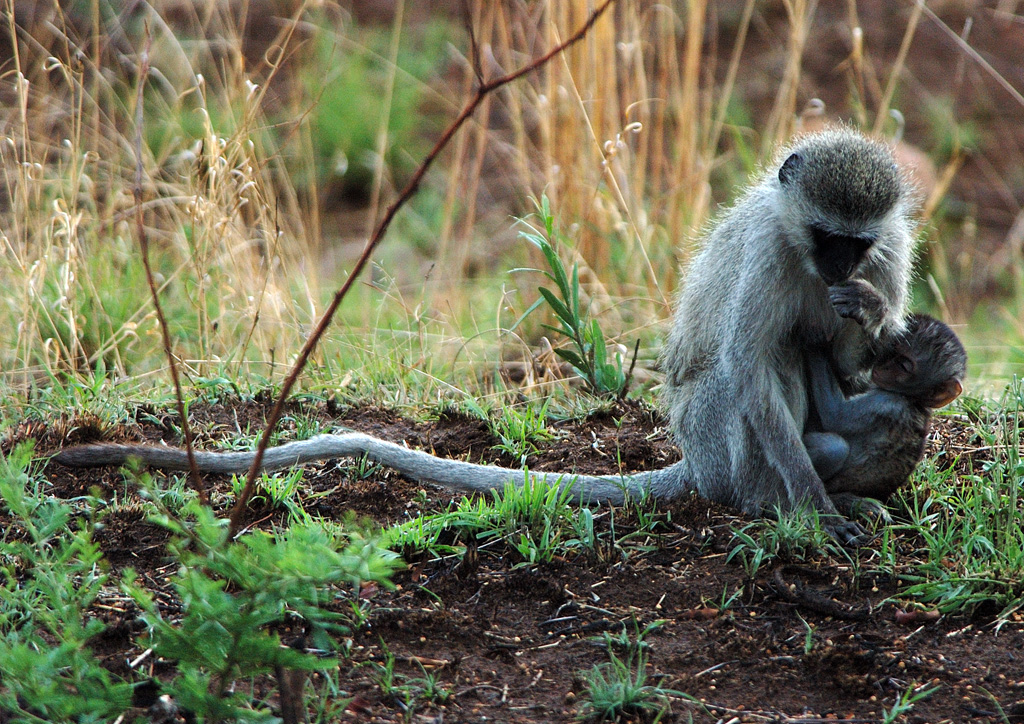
xmin=829 ymin=279 xmax=888 ymax=336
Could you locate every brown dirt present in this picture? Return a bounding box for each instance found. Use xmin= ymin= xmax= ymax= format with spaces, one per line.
xmin=12 ymin=399 xmax=1024 ymax=723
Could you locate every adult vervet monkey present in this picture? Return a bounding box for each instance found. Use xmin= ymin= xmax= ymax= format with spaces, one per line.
xmin=662 ymin=127 xmax=915 ymax=542
xmin=57 ymin=129 xmax=917 ymax=544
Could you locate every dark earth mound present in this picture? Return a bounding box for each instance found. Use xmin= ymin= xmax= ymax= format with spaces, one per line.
xmin=8 ymin=398 xmax=1023 ymax=723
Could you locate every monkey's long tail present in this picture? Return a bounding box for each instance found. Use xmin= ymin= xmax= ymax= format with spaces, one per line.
xmin=53 ymin=432 xmax=689 ymax=505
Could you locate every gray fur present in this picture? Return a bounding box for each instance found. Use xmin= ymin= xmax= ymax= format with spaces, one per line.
xmin=54 ymin=129 xmax=917 ymax=542
xmin=54 ymin=433 xmax=684 ymax=505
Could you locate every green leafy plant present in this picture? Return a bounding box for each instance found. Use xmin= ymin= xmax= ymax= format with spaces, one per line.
xmin=516 ymin=196 xmax=629 ymax=397
xmin=0 ymin=443 xmax=133 ymax=722
xmin=123 ymin=500 xmax=402 ymax=722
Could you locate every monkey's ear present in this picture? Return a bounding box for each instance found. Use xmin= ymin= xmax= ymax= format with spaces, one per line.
xmin=779 ymin=153 xmax=804 ymax=185
xmin=926 ymin=379 xmax=963 ymax=408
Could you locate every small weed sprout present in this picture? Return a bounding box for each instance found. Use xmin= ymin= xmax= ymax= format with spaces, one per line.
xmin=514 ymin=196 xmax=629 ymax=398
xmin=594 ymin=617 xmax=667 ymax=658
xmin=727 ymin=505 xmax=842 ymax=578
xmin=491 ymin=398 xmax=555 ymax=464
xmin=371 ymin=648 xmax=404 ymax=704
xmin=798 ymin=614 xmax=816 ymax=655
xmin=880 ymin=682 xmax=940 ymax=724
xmin=617 ymin=487 xmax=668 ymax=542
xmin=566 ymin=506 xmax=599 ymax=554
xmin=306 ymin=666 xmax=355 ymax=724
xmin=409 ymin=665 xmax=453 ymax=706
xmin=369 ymin=646 xmax=452 ymax=714
xmin=708 ymin=585 xmax=743 ymax=613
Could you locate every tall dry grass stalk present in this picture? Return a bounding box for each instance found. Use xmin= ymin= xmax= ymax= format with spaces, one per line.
xmin=0 ymin=1 xmax=318 ymax=389
xmin=432 ymin=0 xmax=807 ymax=336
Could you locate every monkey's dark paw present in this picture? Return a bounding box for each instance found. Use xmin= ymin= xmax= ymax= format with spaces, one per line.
xmin=830 ymin=493 xmax=891 ymax=526
xmin=828 ymin=280 xmax=886 ymax=331
xmin=823 ymin=516 xmax=869 ymax=548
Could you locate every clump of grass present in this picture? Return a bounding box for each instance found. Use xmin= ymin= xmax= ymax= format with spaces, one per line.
xmin=576 ymin=619 xmax=688 ymax=723
xmin=491 ymin=397 xmax=555 ymax=464
xmin=727 ymin=505 xmax=844 ymax=579
xmin=230 ymin=468 xmax=309 ymax=524
xmin=368 ymin=645 xmax=452 ymax=717
xmin=576 ymin=650 xmax=677 ymax=723
xmin=388 ymin=474 xmax=597 ymax=564
xmin=889 ymin=382 xmax=1024 ymax=622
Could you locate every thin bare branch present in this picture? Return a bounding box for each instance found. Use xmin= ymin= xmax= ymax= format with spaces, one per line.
xmin=463 ymin=0 xmax=484 ymax=84
xmin=227 ymin=0 xmax=618 ymax=538
xmin=918 ymin=0 xmax=1024 ymax=109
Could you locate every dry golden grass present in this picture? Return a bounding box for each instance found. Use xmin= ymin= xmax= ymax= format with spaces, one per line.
xmin=0 ymin=0 xmax=1017 ymax=398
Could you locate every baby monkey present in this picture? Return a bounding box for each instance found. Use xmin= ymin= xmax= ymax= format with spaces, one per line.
xmin=804 ymin=312 xmax=967 ymax=517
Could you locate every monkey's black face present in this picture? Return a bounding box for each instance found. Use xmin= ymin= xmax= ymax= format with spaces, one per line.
xmin=809 ymin=225 xmax=874 ymax=286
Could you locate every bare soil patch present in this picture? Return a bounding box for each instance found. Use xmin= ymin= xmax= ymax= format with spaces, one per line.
xmin=12 ymin=400 xmax=1024 ymax=722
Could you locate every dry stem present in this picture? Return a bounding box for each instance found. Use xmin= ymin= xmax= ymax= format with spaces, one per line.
xmin=132 ymin=29 xmax=207 ymax=504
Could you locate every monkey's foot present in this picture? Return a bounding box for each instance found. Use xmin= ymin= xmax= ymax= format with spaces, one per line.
xmin=822 ymin=515 xmax=868 ymax=548
xmin=830 ymin=492 xmax=891 ymax=526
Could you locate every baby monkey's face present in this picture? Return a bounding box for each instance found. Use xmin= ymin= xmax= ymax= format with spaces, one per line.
xmin=871 ymin=346 xmax=963 ymax=409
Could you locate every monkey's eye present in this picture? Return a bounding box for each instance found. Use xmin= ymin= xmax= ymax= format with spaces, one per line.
xmin=896 ymin=356 xmax=914 ymax=374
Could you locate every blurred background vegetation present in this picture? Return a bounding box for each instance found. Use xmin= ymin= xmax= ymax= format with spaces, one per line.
xmin=1 ymin=0 xmax=1022 ymax=408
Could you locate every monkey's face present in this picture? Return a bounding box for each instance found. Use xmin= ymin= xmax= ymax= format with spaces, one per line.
xmin=871 ymin=349 xmax=915 ymax=391
xmin=809 ymin=225 xmax=875 ymax=286
xmin=877 ymin=313 xmax=968 ymax=408
xmin=872 ymin=348 xmax=963 ymax=408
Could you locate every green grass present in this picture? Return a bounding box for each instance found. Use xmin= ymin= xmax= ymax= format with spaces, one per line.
xmin=576 ymin=648 xmax=687 ymax=723
xmin=386 ymin=474 xmax=593 ymax=564
xmin=885 ymin=382 xmax=1024 ymax=622
xmin=727 ymin=505 xmax=848 ymax=579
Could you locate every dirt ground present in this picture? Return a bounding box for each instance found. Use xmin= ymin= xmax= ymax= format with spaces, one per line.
xmin=11 ymin=397 xmax=1023 ymax=723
